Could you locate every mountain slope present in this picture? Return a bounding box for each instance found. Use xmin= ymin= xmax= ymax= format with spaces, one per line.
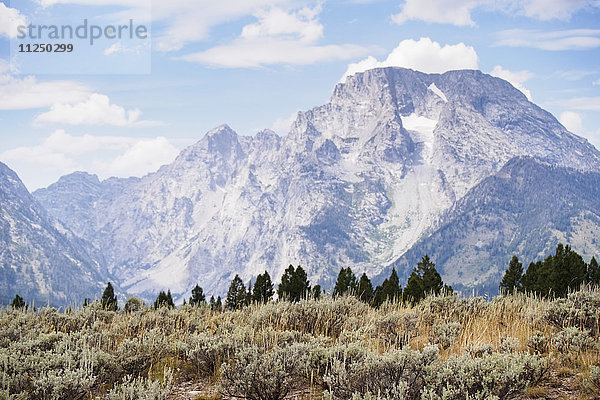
xmin=386 ymin=157 xmax=600 ymax=295
xmin=33 ymin=67 xmax=600 ymax=301
xmin=0 ymin=162 xmax=108 ymax=306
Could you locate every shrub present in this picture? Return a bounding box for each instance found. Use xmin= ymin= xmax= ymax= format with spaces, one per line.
xmin=552 ymin=327 xmax=597 ymax=355
xmin=185 ymin=332 xmax=234 ymax=377
xmin=585 ymin=365 xmax=600 ymax=395
xmin=219 ymin=345 xmax=308 ymax=400
xmin=324 ymin=345 xmax=439 ymax=400
xmin=423 ymin=351 xmax=549 ymax=400
xmin=545 ymin=287 xmax=600 ymax=332
xmin=430 ymin=322 xmax=462 ymax=350
xmin=527 ymin=332 xmax=548 ymax=354
xmin=103 ymin=370 xmax=172 ymax=400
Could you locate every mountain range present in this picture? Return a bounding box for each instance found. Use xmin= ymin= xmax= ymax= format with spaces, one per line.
xmin=2 ymin=67 xmax=600 ymax=305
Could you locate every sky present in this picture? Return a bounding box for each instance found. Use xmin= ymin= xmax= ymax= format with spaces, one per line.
xmin=0 ymin=0 xmax=599 ymax=191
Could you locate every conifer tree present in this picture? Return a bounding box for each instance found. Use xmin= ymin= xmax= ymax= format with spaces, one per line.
xmin=154 ymin=290 xmax=175 ymax=309
xmin=252 ymin=271 xmax=274 ymax=304
xmin=11 ymin=294 xmax=26 ymax=310
xmin=101 ymin=282 xmax=118 ymax=311
xmin=588 ymin=256 xmax=600 ymax=285
xmin=418 ymin=255 xmax=445 ymax=296
xmin=333 ymin=267 xmax=357 ymax=297
xmin=225 ymin=275 xmax=247 ymax=310
xmin=189 ymin=284 xmax=206 ymax=306
xmin=312 ymin=284 xmax=321 ymax=300
xmin=521 ymin=244 xmax=588 ymax=297
xmin=209 ymin=295 xmax=216 ymax=310
xmin=403 ymin=270 xmax=424 ymax=304
xmin=215 ymin=296 xmax=222 ymax=311
xmin=372 ymin=268 xmax=402 ymax=307
xmin=356 ymin=273 xmax=373 ymax=303
xmin=500 ymin=255 xmax=523 ymax=294
xmin=277 ymin=265 xmax=310 ymax=302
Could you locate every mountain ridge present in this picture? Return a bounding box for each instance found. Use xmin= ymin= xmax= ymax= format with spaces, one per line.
xmin=29 ymin=67 xmax=600 ymax=303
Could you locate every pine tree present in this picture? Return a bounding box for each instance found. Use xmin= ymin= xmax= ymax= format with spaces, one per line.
xmin=403 ymin=270 xmax=424 ymax=304
xmin=312 ymin=284 xmax=321 ymax=300
xmin=11 ymin=294 xmax=26 ymax=310
xmin=253 ymin=271 xmax=274 ymax=304
xmin=333 ymin=267 xmax=357 ymax=297
xmin=356 ymin=273 xmax=373 ymax=303
xmin=101 ymin=282 xmax=118 ymax=311
xmin=500 ymin=255 xmax=523 ymax=294
xmin=209 ymin=295 xmax=216 ymax=311
xmin=588 ymin=256 xmax=600 ymax=284
xmin=372 ymin=268 xmax=402 ymax=307
xmin=277 ymin=265 xmax=310 ymax=302
xmin=520 ymin=244 xmax=588 ymax=297
xmin=154 ymin=290 xmax=175 ymax=309
xmin=383 ymin=268 xmax=402 ymax=301
xmin=225 ymin=275 xmax=247 ymax=310
xmin=215 ymin=296 xmax=222 ymax=311
xmin=189 ymin=284 xmax=206 ymax=306
xmin=418 ymin=255 xmax=444 ymax=296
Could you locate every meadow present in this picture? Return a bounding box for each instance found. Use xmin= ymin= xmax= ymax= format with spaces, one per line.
xmin=1 ymin=287 xmax=600 ymax=400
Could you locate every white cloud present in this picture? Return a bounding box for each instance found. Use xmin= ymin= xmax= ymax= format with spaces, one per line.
xmin=0 ymin=72 xmax=91 ymax=110
xmin=0 ymin=3 xmax=27 ymax=38
xmin=392 ymin=0 xmax=486 ymax=26
xmin=0 ymin=130 xmax=180 ymax=190
xmin=496 ymin=29 xmax=600 ymax=51
xmin=341 ymin=38 xmax=478 ymax=82
xmin=39 ymin=0 xmax=295 ymax=51
xmin=593 ymin=78 xmax=600 ymax=85
xmin=180 ymin=6 xmax=373 ymax=68
xmin=555 ymin=97 xmax=600 ymax=111
xmin=520 ymin=0 xmax=593 ymax=20
xmin=97 ymin=137 xmax=179 ymax=177
xmin=391 ymin=0 xmax=598 ymax=26
xmin=33 ymin=93 xmax=161 ymax=127
xmin=271 ymin=111 xmax=298 ymax=134
xmin=559 ymin=111 xmax=583 ymax=134
xmin=490 ymin=65 xmax=533 ymax=101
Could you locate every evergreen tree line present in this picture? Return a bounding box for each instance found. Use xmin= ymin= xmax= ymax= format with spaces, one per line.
xmin=500 ymin=243 xmax=600 ymax=297
xmin=332 ymin=255 xmax=452 ymax=307
xmin=9 ymin=255 xmax=453 ymax=311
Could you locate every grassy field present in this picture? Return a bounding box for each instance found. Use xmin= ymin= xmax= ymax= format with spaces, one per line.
xmin=1 ymin=287 xmax=600 ymax=400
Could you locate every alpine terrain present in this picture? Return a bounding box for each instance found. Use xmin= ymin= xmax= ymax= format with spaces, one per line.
xmin=26 ymin=67 xmax=600 ymax=303
xmin=0 ymin=162 xmax=108 ymax=306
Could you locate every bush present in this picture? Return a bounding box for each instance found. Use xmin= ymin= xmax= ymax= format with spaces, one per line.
xmin=185 ymin=332 xmax=234 ymax=377
xmin=219 ymin=345 xmax=308 ymax=400
xmin=102 ymin=370 xmax=172 ymax=400
xmin=423 ymin=351 xmax=549 ymax=400
xmin=324 ymin=345 xmax=439 ymax=400
xmin=552 ymin=327 xmax=597 ymax=355
xmin=585 ymin=365 xmax=600 ymax=395
xmin=545 ymin=287 xmax=600 ymax=332
xmin=430 ymin=322 xmax=462 ymax=350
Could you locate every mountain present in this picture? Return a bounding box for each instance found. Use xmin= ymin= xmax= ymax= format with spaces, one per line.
xmin=33 ymin=67 xmax=600 ymax=301
xmin=0 ymin=162 xmax=109 ymax=306
xmin=384 ymin=157 xmax=600 ymax=295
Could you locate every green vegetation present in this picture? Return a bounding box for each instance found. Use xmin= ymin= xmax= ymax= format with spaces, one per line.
xmin=501 ymin=243 xmax=600 ymax=297
xmin=3 ymin=287 xmax=600 ymax=399
xmin=4 ymin=247 xmax=600 ymax=399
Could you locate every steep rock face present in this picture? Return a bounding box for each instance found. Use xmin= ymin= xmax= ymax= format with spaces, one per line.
xmin=385 ymin=157 xmax=600 ymax=295
xmin=0 ymin=163 xmax=108 ymax=306
xmin=34 ymin=67 xmax=600 ymax=301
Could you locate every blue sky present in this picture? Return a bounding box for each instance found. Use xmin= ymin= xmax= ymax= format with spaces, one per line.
xmin=0 ymin=0 xmax=599 ymax=190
